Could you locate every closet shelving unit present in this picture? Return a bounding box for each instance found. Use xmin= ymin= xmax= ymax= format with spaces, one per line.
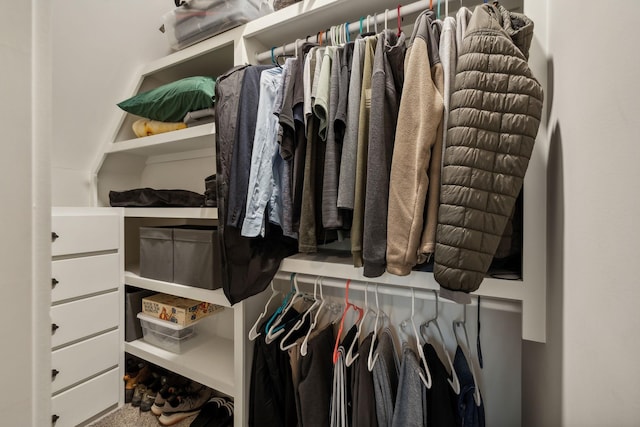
xmin=91 ymin=0 xmax=546 ymax=424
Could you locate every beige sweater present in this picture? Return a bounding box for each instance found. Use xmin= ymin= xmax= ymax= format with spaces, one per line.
xmin=386 ymin=10 xmax=444 ymax=276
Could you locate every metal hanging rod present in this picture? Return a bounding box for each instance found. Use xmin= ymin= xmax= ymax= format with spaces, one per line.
xmin=255 ymin=0 xmax=452 ymax=63
xmin=273 ymin=271 xmax=521 ymax=313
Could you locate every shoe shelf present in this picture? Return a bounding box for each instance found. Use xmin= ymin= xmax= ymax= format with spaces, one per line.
xmin=125 ymin=270 xmax=231 ymax=308
xmin=124 ymin=332 xmax=235 ymax=397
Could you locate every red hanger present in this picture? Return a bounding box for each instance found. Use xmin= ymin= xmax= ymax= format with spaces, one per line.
xmin=332 ymin=279 xmax=363 ymax=364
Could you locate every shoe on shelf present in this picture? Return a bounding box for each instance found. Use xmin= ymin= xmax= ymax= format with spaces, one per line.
xmin=123 ymin=362 xmax=151 ymax=403
xmin=151 ymin=375 xmax=190 ymax=416
xmin=158 ymin=384 xmax=213 ymax=426
xmin=140 ymin=374 xmax=164 ymax=412
xmin=131 ymin=383 xmax=148 ymax=407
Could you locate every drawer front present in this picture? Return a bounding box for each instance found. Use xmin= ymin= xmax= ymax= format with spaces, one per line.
xmin=51 ymin=330 xmax=119 ymax=393
xmin=51 ymin=368 xmax=119 ymax=427
xmin=52 ymin=214 xmax=119 ymax=256
xmin=51 ymin=292 xmax=119 ymax=348
xmin=51 ymin=253 xmax=119 ymax=303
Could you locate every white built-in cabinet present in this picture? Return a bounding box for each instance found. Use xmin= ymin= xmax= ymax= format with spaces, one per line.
xmin=51 ymin=208 xmax=123 ymax=427
xmin=82 ymin=0 xmax=547 ymax=425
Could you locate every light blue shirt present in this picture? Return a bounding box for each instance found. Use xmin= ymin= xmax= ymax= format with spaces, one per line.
xmin=241 ymin=66 xmax=284 ymax=238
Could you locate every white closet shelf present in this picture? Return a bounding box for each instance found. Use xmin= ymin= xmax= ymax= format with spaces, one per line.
xmin=125 ymin=333 xmax=235 ymax=397
xmin=125 ymin=270 xmax=231 ymax=308
xmin=243 ymin=0 xmax=421 ymax=49
xmin=123 ymin=207 xmax=218 ymax=220
xmin=108 ymin=123 xmax=215 ymax=157
xmin=279 ymin=252 xmax=526 ymax=301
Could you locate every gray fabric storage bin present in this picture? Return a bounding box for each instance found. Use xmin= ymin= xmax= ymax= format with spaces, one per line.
xmin=173 ymin=226 xmax=222 ymax=290
xmin=124 ymin=287 xmax=156 ymax=342
xmin=139 ymin=226 xmax=174 ymax=282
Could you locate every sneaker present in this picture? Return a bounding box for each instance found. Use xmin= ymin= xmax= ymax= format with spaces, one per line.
xmin=151 ymin=375 xmax=189 ymax=416
xmin=158 ymin=384 xmax=213 ymax=426
xmin=131 ymin=384 xmax=147 ymax=407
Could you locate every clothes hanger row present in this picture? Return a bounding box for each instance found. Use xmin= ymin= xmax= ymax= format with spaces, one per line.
xmin=257 ymin=0 xmax=452 ymax=63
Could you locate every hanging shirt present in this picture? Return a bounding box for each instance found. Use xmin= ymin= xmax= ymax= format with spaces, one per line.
xmin=455 ymin=7 xmax=473 ymax=52
xmin=352 ymin=35 xmax=378 ymax=267
xmin=351 ymin=333 xmax=378 ymax=427
xmin=439 ymin=17 xmax=457 ymax=173
xmin=454 ymin=346 xmax=485 ymax=427
xmin=241 ymin=66 xmax=285 ymax=238
xmin=362 ymin=29 xmax=406 ymax=278
xmin=314 ymin=46 xmax=338 ymax=142
xmin=227 ymin=65 xmax=274 ymax=229
xmin=423 ymin=343 xmax=459 ymax=427
xmin=391 ymin=345 xmax=427 ymax=427
xmin=337 ymin=38 xmax=366 ymax=210
xmin=299 ymin=325 xmax=335 ymax=427
xmin=322 ymin=47 xmax=344 ymax=229
xmin=372 ymin=328 xmax=399 ymax=427
xmin=386 ymin=10 xmax=444 ymax=275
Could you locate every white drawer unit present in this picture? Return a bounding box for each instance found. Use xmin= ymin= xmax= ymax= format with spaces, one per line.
xmin=51 ymin=291 xmax=119 ymax=348
xmin=51 ymin=368 xmax=120 ymax=427
xmin=51 ymin=213 xmax=119 ymax=256
xmin=51 ymin=253 xmax=119 ymax=303
xmin=51 ymin=330 xmax=119 ymax=393
xmin=51 ymin=208 xmax=123 ymax=425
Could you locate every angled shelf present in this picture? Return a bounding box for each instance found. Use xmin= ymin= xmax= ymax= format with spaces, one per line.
xmin=107 ymin=123 xmax=215 ymax=157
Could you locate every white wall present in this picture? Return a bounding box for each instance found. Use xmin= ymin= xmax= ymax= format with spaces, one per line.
xmin=51 ymin=0 xmax=175 ymax=206
xmin=0 ymin=1 xmax=51 ymax=426
xmin=523 ymin=1 xmax=640 ymax=426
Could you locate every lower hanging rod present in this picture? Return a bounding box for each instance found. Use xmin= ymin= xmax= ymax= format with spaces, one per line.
xmin=273 ymin=272 xmax=522 ymax=313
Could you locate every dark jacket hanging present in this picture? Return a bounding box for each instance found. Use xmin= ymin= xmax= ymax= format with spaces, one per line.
xmin=215 ymin=65 xmax=296 ymax=304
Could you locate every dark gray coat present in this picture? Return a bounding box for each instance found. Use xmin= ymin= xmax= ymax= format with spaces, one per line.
xmin=434 ymin=4 xmax=543 ymax=293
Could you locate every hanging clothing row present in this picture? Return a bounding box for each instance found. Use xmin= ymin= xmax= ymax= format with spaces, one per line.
xmin=248 ymin=276 xmax=484 ymax=427
xmin=213 ymin=1 xmax=543 ymax=305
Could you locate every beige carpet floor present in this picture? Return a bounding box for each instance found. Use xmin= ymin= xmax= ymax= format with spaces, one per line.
xmin=88 ymin=403 xmax=197 ymax=427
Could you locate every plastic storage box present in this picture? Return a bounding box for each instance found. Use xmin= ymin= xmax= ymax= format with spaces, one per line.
xmin=137 ymin=312 xmax=198 ymax=353
xmin=161 ymin=0 xmax=271 ymax=50
xmin=139 ymin=227 xmax=173 ymax=282
xmin=173 ymin=226 xmax=222 ymax=290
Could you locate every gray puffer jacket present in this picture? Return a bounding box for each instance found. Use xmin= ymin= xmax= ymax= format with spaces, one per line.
xmin=434 ymin=4 xmax=543 ymax=294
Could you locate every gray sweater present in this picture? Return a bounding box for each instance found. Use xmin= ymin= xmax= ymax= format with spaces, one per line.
xmin=362 ymin=30 xmax=406 ymax=278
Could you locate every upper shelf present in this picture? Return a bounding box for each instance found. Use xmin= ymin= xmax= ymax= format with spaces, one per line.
xmin=107 ymin=123 xmax=215 ymax=157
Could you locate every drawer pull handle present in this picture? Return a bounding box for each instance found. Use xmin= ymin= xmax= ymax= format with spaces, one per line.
xmin=51 ymin=323 xmax=59 ymax=334
xmin=51 ymin=278 xmax=59 ymax=288
xmin=51 ymin=232 xmax=59 ymax=242
xmin=51 ymin=369 xmax=59 ymax=380
xmin=52 ymin=414 xmax=59 ymax=424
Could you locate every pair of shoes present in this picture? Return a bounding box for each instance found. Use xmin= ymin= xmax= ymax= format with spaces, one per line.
xmin=139 ymin=374 xmax=165 ymax=411
xmin=158 ymin=382 xmax=213 ymax=426
xmin=123 ymin=363 xmax=151 ymax=404
xmin=151 ymin=374 xmax=191 ymax=416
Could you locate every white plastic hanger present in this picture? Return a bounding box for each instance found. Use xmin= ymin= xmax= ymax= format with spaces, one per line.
xmin=345 ymin=282 xmax=376 ymax=366
xmin=367 ymin=283 xmax=384 ymax=371
xmin=409 ymin=288 xmax=432 ymax=388
xmin=453 ymin=301 xmax=482 ymax=406
xmin=248 ymin=281 xmax=279 ymax=341
xmin=300 ymin=277 xmax=327 ymax=356
xmin=421 ymin=290 xmax=461 ymax=394
xmin=265 ymin=274 xmax=304 ymax=344
xmin=280 ymin=276 xmax=323 ymax=351
xmin=384 ymin=9 xmax=389 ymax=31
